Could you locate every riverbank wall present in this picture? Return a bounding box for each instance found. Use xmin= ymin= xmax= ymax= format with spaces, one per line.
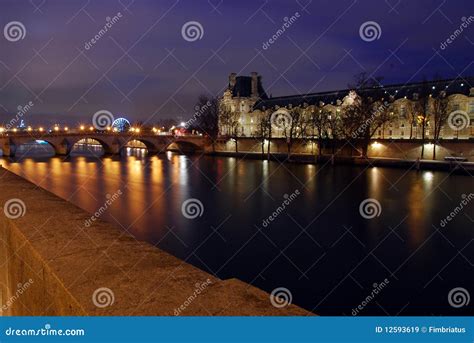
xmin=209 ymin=138 xmax=474 ymax=173
xmin=0 ymin=166 xmax=310 ymax=316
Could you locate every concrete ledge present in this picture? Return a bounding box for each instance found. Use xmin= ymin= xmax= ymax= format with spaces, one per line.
xmin=0 ymin=167 xmax=310 ymax=316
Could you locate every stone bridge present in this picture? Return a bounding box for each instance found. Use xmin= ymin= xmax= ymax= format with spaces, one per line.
xmin=0 ymin=132 xmax=208 ymax=157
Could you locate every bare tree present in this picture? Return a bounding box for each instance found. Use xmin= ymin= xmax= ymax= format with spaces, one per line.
xmin=309 ymin=105 xmax=332 ymax=158
xmin=219 ymin=105 xmax=241 ymax=152
xmin=431 ymin=91 xmax=449 ymax=159
xmin=413 ymin=80 xmax=431 ymax=159
xmin=340 ymin=73 xmax=394 ymax=157
xmin=193 ymin=95 xmax=219 ymax=152
xmin=253 ymin=109 xmax=272 ymax=159
xmin=280 ymin=106 xmax=310 ymax=159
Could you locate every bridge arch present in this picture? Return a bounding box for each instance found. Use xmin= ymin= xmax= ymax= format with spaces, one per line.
xmin=1 ymin=138 xmax=58 ymax=157
xmin=69 ymin=137 xmax=118 ymax=155
xmin=166 ymin=140 xmax=202 ymax=153
xmin=123 ymin=138 xmax=163 ymax=154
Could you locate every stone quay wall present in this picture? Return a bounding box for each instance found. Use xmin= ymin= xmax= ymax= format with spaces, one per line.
xmin=0 ymin=167 xmax=309 ymax=316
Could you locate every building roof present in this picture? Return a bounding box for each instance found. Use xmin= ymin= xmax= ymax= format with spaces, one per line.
xmin=253 ymin=76 xmax=474 ymax=110
xmin=230 ymin=76 xmax=268 ymax=99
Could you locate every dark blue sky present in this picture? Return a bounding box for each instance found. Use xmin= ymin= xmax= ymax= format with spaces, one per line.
xmin=0 ymin=0 xmax=473 ymax=126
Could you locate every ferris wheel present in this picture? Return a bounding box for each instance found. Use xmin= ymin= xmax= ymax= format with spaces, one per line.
xmin=112 ymin=118 xmax=131 ymax=132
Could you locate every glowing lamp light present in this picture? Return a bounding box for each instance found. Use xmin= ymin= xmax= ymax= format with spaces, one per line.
xmin=64 ymin=127 xmax=69 ymax=131
xmin=371 ymin=141 xmax=381 ymax=148
xmin=89 ymin=126 xmax=94 ymax=131
xmin=39 ymin=127 xmax=44 ymax=132
xmin=180 ymin=122 xmax=185 ymax=127
xmin=27 ymin=126 xmax=32 ymax=132
xmin=0 ymin=127 xmax=4 ymax=133
xmin=13 ymin=128 xmax=17 ymax=132
xmin=54 ymin=126 xmax=59 ymax=131
xmin=80 ymin=125 xmax=85 ymax=130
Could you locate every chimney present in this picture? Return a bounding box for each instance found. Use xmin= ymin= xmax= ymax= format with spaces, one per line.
xmin=251 ymin=72 xmax=258 ymax=98
xmin=229 ymin=72 xmax=237 ymax=89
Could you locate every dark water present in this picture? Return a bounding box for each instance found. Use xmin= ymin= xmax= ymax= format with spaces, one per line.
xmin=1 ymin=144 xmax=473 ymax=316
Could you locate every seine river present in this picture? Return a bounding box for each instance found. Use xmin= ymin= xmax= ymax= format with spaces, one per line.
xmin=1 ymin=144 xmax=473 ymax=315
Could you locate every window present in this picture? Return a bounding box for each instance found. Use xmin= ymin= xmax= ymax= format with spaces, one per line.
xmin=452 ymin=103 xmax=460 ymax=111
xmin=400 ymin=106 xmax=406 ymax=117
xmin=389 ymin=130 xmax=393 ymax=136
xmin=401 ymin=131 xmax=404 ymax=136
xmin=469 ymin=102 xmax=474 ymax=113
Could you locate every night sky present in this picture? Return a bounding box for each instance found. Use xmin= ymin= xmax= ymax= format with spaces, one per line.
xmin=1 ymin=0 xmax=473 ymax=126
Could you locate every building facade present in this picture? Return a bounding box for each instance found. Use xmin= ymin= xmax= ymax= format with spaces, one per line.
xmin=220 ymin=73 xmax=474 ymax=140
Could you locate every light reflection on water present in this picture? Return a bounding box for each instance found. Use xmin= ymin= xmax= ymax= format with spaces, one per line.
xmin=1 ymin=144 xmax=472 ymax=316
